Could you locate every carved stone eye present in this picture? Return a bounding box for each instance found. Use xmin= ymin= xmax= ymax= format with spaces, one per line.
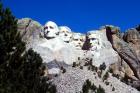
xmin=44 ymin=26 xmax=48 ymax=30
xmin=65 ymin=34 xmax=68 ymax=36
xmin=49 ymin=26 xmax=54 ymax=29
xmin=91 ymin=38 xmax=96 ymax=40
xmin=80 ymin=39 xmax=83 ymax=41
xmin=62 ymin=30 xmax=65 ymax=33
xmin=74 ymin=39 xmax=78 ymax=41
xmin=88 ymin=33 xmax=91 ymax=35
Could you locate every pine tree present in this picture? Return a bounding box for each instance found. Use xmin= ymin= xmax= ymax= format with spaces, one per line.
xmin=96 ymin=85 xmax=105 ymax=93
xmin=0 ymin=2 xmax=56 ymax=93
xmin=99 ymin=62 xmax=106 ymax=71
xmin=103 ymin=71 xmax=109 ymax=81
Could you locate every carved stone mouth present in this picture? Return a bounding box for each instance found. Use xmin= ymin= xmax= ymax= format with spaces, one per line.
xmin=64 ymin=41 xmax=69 ymax=43
xmin=44 ymin=35 xmax=55 ymax=40
xmin=76 ymin=45 xmax=81 ymax=47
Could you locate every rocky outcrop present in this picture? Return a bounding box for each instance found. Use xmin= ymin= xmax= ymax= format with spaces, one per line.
xmin=105 ymin=26 xmax=140 ymax=79
xmin=17 ymin=18 xmax=43 ymax=47
xmin=110 ymin=57 xmax=135 ymax=79
xmin=123 ymin=28 xmax=140 ymax=61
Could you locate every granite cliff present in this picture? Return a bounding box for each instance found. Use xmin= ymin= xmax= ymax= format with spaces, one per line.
xmin=17 ymin=18 xmax=140 ymax=92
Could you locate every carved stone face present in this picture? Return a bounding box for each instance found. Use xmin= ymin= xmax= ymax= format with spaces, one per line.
xmin=71 ymin=33 xmax=85 ymax=49
xmin=44 ymin=21 xmax=59 ymax=39
xmin=87 ymin=31 xmax=101 ymax=51
xmin=59 ymin=26 xmax=72 ymax=43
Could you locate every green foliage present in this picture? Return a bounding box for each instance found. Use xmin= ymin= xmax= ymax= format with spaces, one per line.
xmin=82 ymin=79 xmax=91 ymax=93
xmin=84 ymin=58 xmax=92 ymax=66
xmin=112 ymin=87 xmax=115 ymax=91
xmin=82 ymin=82 xmax=89 ymax=93
xmin=82 ymin=80 xmax=105 ymax=93
xmin=109 ymin=67 xmax=113 ymax=73
xmin=136 ymin=86 xmax=140 ymax=91
xmin=0 ymin=3 xmax=25 ymax=66
xmin=80 ymin=66 xmax=83 ymax=69
xmin=103 ymin=71 xmax=109 ymax=81
xmin=91 ymin=65 xmax=96 ymax=71
xmin=96 ymin=85 xmax=105 ymax=93
xmin=72 ymin=62 xmax=77 ymax=67
xmin=0 ymin=3 xmax=56 ymax=93
xmin=78 ymin=57 xmax=80 ymax=60
xmin=97 ymin=71 xmax=102 ymax=78
xmin=112 ymin=74 xmax=119 ymax=79
xmin=105 ymin=81 xmax=109 ymax=85
xmin=60 ymin=66 xmax=66 ymax=73
xmin=120 ymin=73 xmax=129 ymax=84
xmin=88 ymin=66 xmax=91 ymax=70
xmin=91 ymin=83 xmax=97 ymax=91
xmin=84 ymin=62 xmax=88 ymax=66
xmin=86 ymin=79 xmax=92 ymax=87
xmin=95 ymin=67 xmax=98 ymax=72
xmin=62 ymin=68 xmax=66 ymax=73
xmin=99 ymin=63 xmax=106 ymax=71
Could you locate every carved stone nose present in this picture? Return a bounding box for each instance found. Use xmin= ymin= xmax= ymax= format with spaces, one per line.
xmin=65 ymin=34 xmax=68 ymax=36
xmin=46 ymin=31 xmax=50 ymax=34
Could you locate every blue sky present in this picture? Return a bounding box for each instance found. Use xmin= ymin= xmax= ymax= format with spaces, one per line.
xmin=2 ymin=0 xmax=140 ymax=33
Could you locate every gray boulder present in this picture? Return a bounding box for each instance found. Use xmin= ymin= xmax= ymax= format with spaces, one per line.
xmin=17 ymin=18 xmax=43 ymax=47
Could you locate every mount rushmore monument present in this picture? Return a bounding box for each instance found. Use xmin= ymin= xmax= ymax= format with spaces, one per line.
xmin=18 ymin=18 xmax=118 ymax=73
xmin=17 ymin=18 xmax=140 ymax=93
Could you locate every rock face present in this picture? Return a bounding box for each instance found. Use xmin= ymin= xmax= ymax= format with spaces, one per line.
xmin=17 ymin=18 xmax=43 ymax=47
xmin=18 ymin=18 xmax=119 ymax=75
xmin=17 ymin=18 xmax=140 ymax=92
xmin=86 ymin=30 xmax=119 ymax=67
xmin=17 ymin=18 xmax=140 ymax=78
xmin=110 ymin=57 xmax=135 ymax=79
xmin=31 ymin=37 xmax=85 ymax=74
xmin=105 ymin=26 xmax=140 ymax=79
xmin=123 ymin=28 xmax=140 ymax=61
xmin=17 ymin=18 xmax=86 ymax=75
